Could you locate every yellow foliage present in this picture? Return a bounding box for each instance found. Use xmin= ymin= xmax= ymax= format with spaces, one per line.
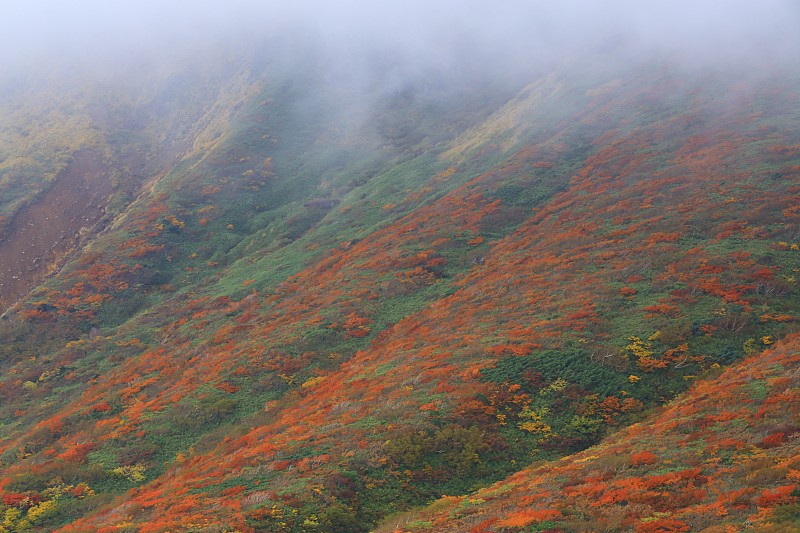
xmin=65 ymin=338 xmax=86 ymax=349
xmin=165 ymin=214 xmax=185 ymax=228
xmin=3 ymin=508 xmax=21 ymax=529
xmin=626 ymin=336 xmax=654 ymax=359
xmin=110 ymin=464 xmax=147 ymax=482
xmin=38 ymin=368 xmax=59 ymax=382
xmin=27 ymin=499 xmax=58 ymax=523
xmin=518 ymin=407 xmax=551 ymax=434
xmin=743 ymin=338 xmax=757 ymax=354
xmin=301 ymin=376 xmax=326 ymax=389
xmin=43 ymin=484 xmax=66 ymax=499
xmin=545 ymin=378 xmax=568 ymax=393
xmin=627 ymin=335 xmax=667 ymax=371
xmin=519 ymin=420 xmax=551 ymax=433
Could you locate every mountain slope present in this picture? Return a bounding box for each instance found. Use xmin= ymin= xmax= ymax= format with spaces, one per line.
xmin=0 ymin=53 xmax=798 ymax=532
xmin=383 ymin=331 xmax=800 ymax=532
xmin=0 ymin=58 xmax=252 ymax=311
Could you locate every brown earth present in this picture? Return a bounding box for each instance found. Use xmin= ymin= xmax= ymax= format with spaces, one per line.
xmin=0 ymin=150 xmax=113 ymax=313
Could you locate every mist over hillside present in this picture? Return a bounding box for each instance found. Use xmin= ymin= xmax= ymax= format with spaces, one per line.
xmin=5 ymin=0 xmax=799 ymax=86
xmin=0 ymin=2 xmax=799 ymax=532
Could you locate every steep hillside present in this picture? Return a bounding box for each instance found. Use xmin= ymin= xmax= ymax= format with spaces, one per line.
xmin=0 ymin=58 xmax=250 ymax=311
xmin=0 ymin=56 xmax=796 ymax=533
xmin=382 ymin=332 xmax=800 ymax=532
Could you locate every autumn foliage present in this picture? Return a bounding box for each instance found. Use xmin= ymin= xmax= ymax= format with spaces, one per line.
xmin=0 ymin=62 xmax=798 ymax=533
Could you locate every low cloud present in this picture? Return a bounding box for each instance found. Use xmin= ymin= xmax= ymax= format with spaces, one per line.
xmin=3 ymin=0 xmax=798 ymax=80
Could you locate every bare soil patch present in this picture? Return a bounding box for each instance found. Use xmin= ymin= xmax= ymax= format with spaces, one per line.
xmin=0 ymin=150 xmax=113 ymax=312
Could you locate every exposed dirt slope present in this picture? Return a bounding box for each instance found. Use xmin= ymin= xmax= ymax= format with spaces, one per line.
xmin=0 ymin=151 xmax=112 ymax=312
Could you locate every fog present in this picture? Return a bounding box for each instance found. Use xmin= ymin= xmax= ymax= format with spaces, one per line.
xmin=0 ymin=0 xmax=797 ymax=314
xmin=3 ymin=0 xmax=798 ymax=84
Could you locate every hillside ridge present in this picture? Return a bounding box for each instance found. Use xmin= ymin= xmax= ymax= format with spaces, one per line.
xmin=383 ymin=331 xmax=800 ymax=532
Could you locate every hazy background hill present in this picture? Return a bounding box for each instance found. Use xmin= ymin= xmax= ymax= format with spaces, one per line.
xmin=0 ymin=1 xmax=799 ymax=531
